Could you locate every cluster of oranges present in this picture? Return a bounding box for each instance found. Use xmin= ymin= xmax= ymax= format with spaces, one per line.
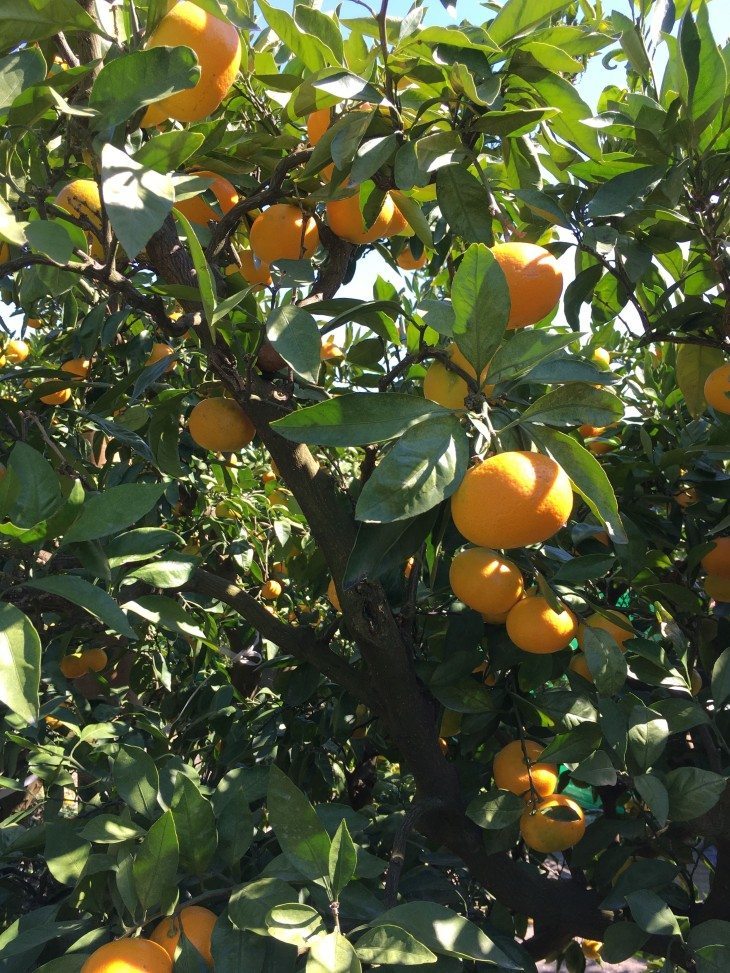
xmin=59 ymin=648 xmax=107 ymax=679
xmin=81 ymin=904 xmax=216 ymax=972
xmin=492 ymin=739 xmax=585 ymax=853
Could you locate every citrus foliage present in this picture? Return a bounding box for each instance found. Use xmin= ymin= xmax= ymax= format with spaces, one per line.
xmin=1 ymin=0 xmax=730 ymax=971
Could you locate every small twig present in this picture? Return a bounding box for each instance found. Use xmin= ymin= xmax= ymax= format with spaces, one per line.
xmin=384 ymin=797 xmax=445 ymax=907
xmin=55 ymin=33 xmax=81 ymax=69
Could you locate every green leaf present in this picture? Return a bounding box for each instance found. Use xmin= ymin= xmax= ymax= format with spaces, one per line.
xmin=133 ymin=810 xmax=179 ymax=912
xmin=307 ymin=933 xmax=361 ymax=973
xmin=0 ymin=0 xmax=104 ymax=54
xmin=573 ymin=751 xmax=617 ymax=787
xmin=25 ymin=576 xmax=137 ymax=639
xmin=582 ymin=626 xmax=627 ymax=696
xmin=173 ymin=209 xmax=217 ymax=335
xmin=26 ymin=218 xmax=86 ymax=262
xmin=228 ymin=878 xmax=299 ymax=935
xmin=538 ymin=722 xmax=602 ymax=764
xmin=113 ymin=745 xmax=160 ymax=819
xmin=170 ymin=773 xmax=217 ymax=875
xmin=371 ymin=903 xmax=520 ymax=967
xmin=266 ymin=904 xmax=325 ymax=947
xmin=665 ymin=767 xmax=726 ymax=822
xmin=634 ymin=774 xmax=669 ymax=827
xmin=134 ymin=131 xmax=205 ymax=173
xmin=488 ymin=0 xmax=573 ymax=46
xmin=675 ymin=343 xmax=725 ymax=418
xmin=90 ymin=47 xmax=200 ymax=129
xmin=469 ymin=106 xmax=559 ymax=137
xmin=0 ymin=603 xmax=41 ymax=724
xmin=272 ymin=393 xmax=448 ymax=446
xmin=0 ymin=48 xmax=46 ymax=115
xmin=625 ymin=890 xmax=681 ymax=937
xmin=519 ymin=383 xmax=623 ymax=429
xmin=267 ymin=766 xmax=331 ymax=883
xmin=329 ymin=820 xmax=357 ymax=898
xmin=294 ymin=5 xmax=343 ymax=64
xmin=127 ymin=556 xmax=198 ymax=589
xmin=513 ymin=188 xmax=572 ymax=228
xmin=679 ymin=2 xmax=726 ymax=133
xmin=212 ymin=770 xmax=253 ymax=867
xmin=390 ymin=190 xmax=433 ymax=247
xmin=80 ymin=816 xmax=144 ymax=844
xmin=62 ymin=482 xmax=165 ymax=545
xmin=585 ymin=166 xmax=664 ymax=219
xmin=101 ymin=143 xmax=174 ymax=259
xmin=355 ymin=925 xmax=437 ymax=965
xmin=452 ymin=243 xmax=510 ymax=375
xmin=344 ymin=510 xmax=437 ymax=587
xmin=351 ymin=135 xmax=398 ymax=184
xmin=481 ymin=332 xmax=574 ymax=386
xmin=106 ymin=528 xmax=182 ymax=568
xmin=44 ymin=822 xmax=90 ymax=885
xmin=258 ymin=0 xmax=328 ymax=71
xmin=712 ymin=648 xmax=730 ymax=706
xmin=466 ymin=789 xmax=525 ymax=830
xmin=601 ymin=922 xmax=648 ymax=964
xmin=435 ymin=166 xmax=493 ymax=244
xmin=1 ymin=442 xmax=63 ymax=529
xmin=267 ymin=305 xmax=321 ymax=384
xmin=123 ymin=595 xmax=204 ymax=638
xmin=534 ymin=427 xmax=626 ymax=544
xmin=355 ymin=415 xmax=468 ymax=523
xmin=627 ymin=705 xmax=669 ymax=774
xmin=524 ymin=68 xmax=601 ymax=159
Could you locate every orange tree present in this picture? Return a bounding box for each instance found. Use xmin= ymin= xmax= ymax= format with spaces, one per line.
xmin=1 ymin=0 xmax=730 ymax=970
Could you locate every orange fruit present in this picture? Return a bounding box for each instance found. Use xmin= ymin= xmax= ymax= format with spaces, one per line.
xmin=674 ymin=487 xmax=699 ymax=508
xmin=423 ymin=344 xmax=493 ymax=410
xmin=187 ymin=397 xmax=255 ymax=452
xmin=40 ymin=384 xmax=72 ymax=406
xmin=320 ymin=335 xmax=344 ymax=361
xmin=578 ymin=424 xmax=606 ymax=438
xmin=60 ymin=654 xmax=88 ymax=679
xmin=261 ymin=579 xmax=282 ymax=600
xmin=493 ymin=739 xmax=558 ymax=798
xmin=146 ymin=343 xmax=176 ymax=373
xmin=703 ymin=362 xmax=730 ymax=414
xmin=81 ymin=937 xmax=173 ymax=972
xmin=506 ymin=593 xmax=578 ymax=654
xmin=175 ymin=170 xmax=238 ymax=227
xmin=250 ymin=204 xmax=319 ymax=263
xmin=142 ymin=1 xmax=241 ymax=126
xmin=701 ymin=537 xmax=730 ymax=577
xmin=307 ymin=108 xmax=331 ymax=145
xmin=0 ymin=241 xmax=8 ymax=263
xmin=568 ymin=653 xmax=592 ymax=682
xmin=231 ymin=249 xmax=272 ymax=287
xmin=83 ymin=648 xmax=108 ymax=672
xmin=588 ymin=439 xmax=614 ymax=456
xmin=404 ymin=556 xmax=415 ymax=579
xmin=705 ymin=575 xmax=730 ymax=602
xmin=491 ymin=242 xmax=563 ymax=330
xmin=150 ymin=906 xmax=217 ymax=966
xmin=577 ymin=610 xmax=634 ymax=650
xmin=26 ymin=317 xmax=44 ymax=329
xmin=5 ymin=339 xmax=29 ymax=363
xmin=271 ymin=561 xmax=288 ymax=576
xmin=592 ymin=347 xmax=610 ymax=367
xmin=690 ymin=669 xmax=703 ymax=695
xmin=267 ymin=488 xmax=288 ymax=506
xmin=55 ymin=180 xmax=104 ymax=260
xmin=481 ymin=609 xmax=511 ymax=625
xmin=262 ymin=470 xmax=277 ymax=484
xmin=63 ymin=357 xmax=91 ymax=380
xmin=327 ymin=578 xmax=341 ymax=612
xmin=473 ymin=660 xmax=497 ymax=685
xmin=581 ymin=940 xmax=603 ymax=961
xmin=396 ymin=245 xmax=428 ymax=270
xmin=520 ymin=793 xmax=585 ymax=853
xmin=327 ymin=189 xmax=399 ymax=244
xmin=451 ymin=451 xmax=573 ymax=550
xmin=449 ymin=547 xmax=524 ymax=616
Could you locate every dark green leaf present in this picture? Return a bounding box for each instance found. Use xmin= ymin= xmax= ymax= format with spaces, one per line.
xmin=259 ymin=0 xmax=328 ymax=71
xmin=0 ymin=0 xmax=103 ymax=54
xmin=665 ymin=767 xmax=726 ymax=822
xmin=62 ymin=482 xmax=165 ymax=545
xmin=24 ymin=576 xmax=137 ymax=639
xmin=329 ymin=820 xmax=357 ymax=897
xmin=1 ymin=442 xmax=63 ymax=529
xmin=488 ymin=0 xmax=573 ymax=46
xmin=466 ymin=789 xmax=524 ymax=830
xmin=601 ymin=922 xmax=648 ymax=964
xmin=452 ymin=243 xmax=510 ymax=375
xmin=679 ymin=2 xmax=726 ymax=132
xmin=0 ymin=602 xmax=41 ymax=724
xmin=712 ymin=649 xmax=730 ymax=707
xmin=539 ymin=722 xmax=602 ymax=763
xmin=26 ymin=218 xmax=86 ymax=263
xmin=113 ymin=745 xmax=160 ymax=819
xmin=627 ymin=705 xmax=668 ymax=773
xmin=212 ymin=770 xmax=253 ymax=866
xmin=127 ymin=556 xmax=198 ymax=589
xmin=307 ymin=932 xmax=361 ymax=973
xmin=634 ymin=774 xmax=669 ymax=826
xmin=519 ymin=383 xmax=623 ymax=429
xmin=267 ymin=766 xmax=331 ymax=883
xmin=267 ymin=306 xmax=321 ymax=384
xmin=123 ymin=595 xmax=204 ymax=638
xmin=435 ymin=166 xmax=493 ymax=244
xmin=586 ymin=166 xmax=663 ymax=219
xmin=344 ymin=510 xmax=436 ymax=587
xmin=134 ymin=130 xmax=205 ymax=173
xmin=487 ymin=332 xmax=576 ymax=385
xmin=625 ymin=890 xmax=681 ymax=937
xmin=582 ymin=626 xmax=627 ymax=696
xmin=133 ymin=810 xmax=178 ymax=912
xmin=171 ymin=773 xmax=217 ymax=875
xmin=228 ymin=878 xmax=299 ymax=935
xmin=173 ymin=209 xmax=217 ymax=334
xmin=676 ymin=343 xmax=725 ymax=418
xmin=355 ymin=925 xmax=437 ymax=965
xmin=0 ymin=48 xmax=46 ymax=114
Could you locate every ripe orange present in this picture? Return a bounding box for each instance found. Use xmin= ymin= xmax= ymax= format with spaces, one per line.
xmin=588 ymin=439 xmax=614 ymax=456
xmin=187 ymin=397 xmax=255 ymax=452
xmin=142 ymin=1 xmax=241 ymax=125
xmin=577 ymin=610 xmax=634 ymax=650
xmin=568 ymin=653 xmax=592 ymax=682
xmin=701 ymin=537 xmax=730 ymax=577
xmin=262 ymin=470 xmax=277 ymax=484
xmin=250 ymin=204 xmax=319 ymax=263
xmin=703 ymin=362 xmax=730 ymax=414
xmin=261 ymin=579 xmax=282 ymax=600
xmin=396 ymin=244 xmax=427 ymax=270
xmin=520 ymin=793 xmax=585 ymax=853
xmin=449 ymin=547 xmax=524 ymax=616
xmin=83 ymin=648 xmax=108 ymax=672
xmin=592 ymin=347 xmax=610 ymax=367
xmin=307 ymin=108 xmax=331 ymax=145
xmin=451 ymin=451 xmax=573 ymax=550
xmin=473 ymin=660 xmax=497 ymax=685
xmin=491 ymin=242 xmax=563 ymax=330
xmin=26 ymin=317 xmax=44 ymax=329
xmin=423 ymin=345 xmax=493 ymax=410
xmin=327 ymin=189 xmax=400 ymax=244
xmin=481 ymin=609 xmax=511 ymax=625
xmin=674 ymin=486 xmax=699 ymax=508
xmin=175 ymin=171 xmax=238 ymax=227
xmin=5 ymin=339 xmax=29 ymax=363
xmin=271 ymin=561 xmax=288 ymax=576
xmin=230 ymin=249 xmax=272 ymax=287
xmin=493 ymin=740 xmax=558 ymax=798
xmin=81 ymin=937 xmax=173 ymax=972
xmin=320 ymin=335 xmax=344 ymax=361
xmin=506 ymin=593 xmax=578 ymax=654
xmin=581 ymin=940 xmax=603 ymax=962
xmin=150 ymin=905 xmax=217 ymax=966
xmin=55 ymin=179 xmax=104 ymax=259
xmin=578 ymin=424 xmax=606 ymax=438
xmin=39 ymin=382 xmax=72 ymax=406
xmin=705 ymin=575 xmax=730 ymax=602
xmin=146 ymin=343 xmax=176 ymax=373
xmin=267 ymin=488 xmax=288 ymax=506
xmin=63 ymin=357 xmax=91 ymax=380
xmin=327 ymin=578 xmax=341 ymax=612
xmin=60 ymin=654 xmax=88 ymax=679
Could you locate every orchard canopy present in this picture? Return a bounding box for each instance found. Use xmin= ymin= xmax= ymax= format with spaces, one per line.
xmin=2 ymin=0 xmax=730 ymax=970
